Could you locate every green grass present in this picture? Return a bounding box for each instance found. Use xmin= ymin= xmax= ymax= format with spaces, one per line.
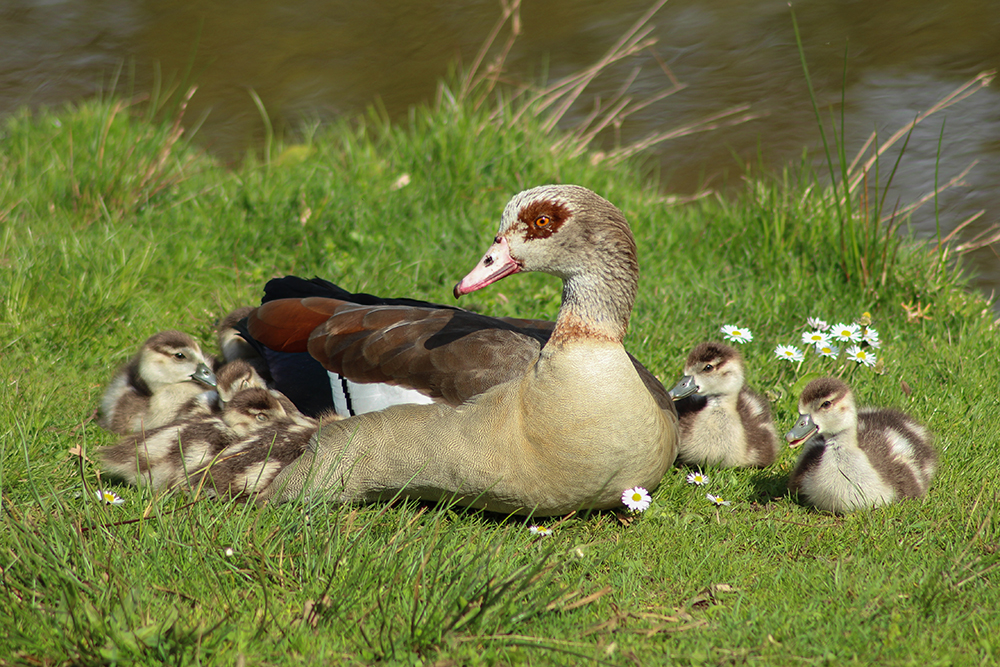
xmin=1 ymin=81 xmax=999 ymax=666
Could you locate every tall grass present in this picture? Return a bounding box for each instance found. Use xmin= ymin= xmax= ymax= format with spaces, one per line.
xmin=790 ymin=8 xmax=996 ymax=294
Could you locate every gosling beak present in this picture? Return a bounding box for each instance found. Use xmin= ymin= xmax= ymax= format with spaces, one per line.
xmin=668 ymin=375 xmax=698 ymax=400
xmin=785 ymin=414 xmax=817 ymax=449
xmin=191 ymin=363 xmax=218 ymax=388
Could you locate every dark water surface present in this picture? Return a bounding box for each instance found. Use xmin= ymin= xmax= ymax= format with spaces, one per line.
xmin=3 ymin=0 xmax=999 ymax=301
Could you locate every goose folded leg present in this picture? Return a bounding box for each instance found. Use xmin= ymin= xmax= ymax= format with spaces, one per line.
xmin=250 ymin=185 xmax=678 ymax=515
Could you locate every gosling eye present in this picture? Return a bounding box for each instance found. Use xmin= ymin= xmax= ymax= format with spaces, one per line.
xmin=820 ymin=400 xmax=832 ymax=409
xmin=533 ymin=215 xmax=551 ymax=228
xmin=703 ymin=363 xmax=713 ymax=372
xmin=255 ymin=413 xmax=268 ymax=422
xmin=173 ymin=352 xmax=186 ymax=360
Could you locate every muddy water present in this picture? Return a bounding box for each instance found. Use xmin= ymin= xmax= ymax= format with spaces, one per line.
xmin=2 ymin=0 xmax=998 ymax=300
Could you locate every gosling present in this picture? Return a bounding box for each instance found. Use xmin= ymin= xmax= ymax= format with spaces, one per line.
xmin=786 ymin=377 xmax=937 ymax=513
xmin=98 ymin=330 xmax=217 ymax=434
xmin=100 ymin=387 xmax=295 ymax=491
xmin=668 ymin=342 xmax=779 ymax=467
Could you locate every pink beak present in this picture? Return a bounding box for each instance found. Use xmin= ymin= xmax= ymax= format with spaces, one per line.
xmin=453 ymin=236 xmax=521 ymax=298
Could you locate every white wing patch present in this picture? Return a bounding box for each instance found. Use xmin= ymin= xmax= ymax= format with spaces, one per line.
xmin=328 ymin=371 xmax=435 ymax=417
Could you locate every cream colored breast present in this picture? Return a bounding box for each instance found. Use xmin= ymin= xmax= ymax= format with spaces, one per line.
xmin=518 ymin=343 xmax=673 ymax=483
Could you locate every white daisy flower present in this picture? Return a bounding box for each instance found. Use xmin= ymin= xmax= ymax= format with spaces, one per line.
xmin=621 ymin=486 xmax=652 ymax=512
xmin=815 ymin=343 xmax=840 ymax=358
xmin=846 ymin=345 xmax=877 ymax=367
xmin=862 ymin=327 xmax=881 ymax=348
xmin=686 ymin=472 xmax=710 ymax=486
xmin=720 ymin=325 xmax=753 ymax=344
xmin=806 ymin=317 xmax=830 ymax=331
xmin=774 ymin=344 xmax=804 ymax=362
xmin=706 ymin=493 xmax=731 ymax=507
xmin=95 ymin=489 xmax=125 ymax=506
xmin=831 ymin=323 xmax=862 ymax=342
xmin=528 ymin=525 xmax=553 ymax=537
xmin=801 ymin=330 xmax=830 ymax=346
xmin=224 ymin=547 xmax=235 ymax=557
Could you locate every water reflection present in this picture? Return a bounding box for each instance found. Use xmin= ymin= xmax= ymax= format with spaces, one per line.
xmin=2 ymin=0 xmax=998 ymax=297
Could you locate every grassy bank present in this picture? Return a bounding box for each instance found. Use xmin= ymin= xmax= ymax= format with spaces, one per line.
xmin=1 ymin=83 xmax=998 ymax=665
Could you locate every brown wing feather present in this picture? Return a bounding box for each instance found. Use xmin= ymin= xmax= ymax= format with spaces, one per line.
xmin=252 ymin=296 xmax=675 ymax=414
xmin=307 ymin=304 xmax=544 ymax=405
xmin=248 ymin=298 xmax=347 ymax=353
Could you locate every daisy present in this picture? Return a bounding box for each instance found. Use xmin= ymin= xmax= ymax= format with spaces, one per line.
xmin=720 ymin=325 xmax=753 ymax=344
xmin=806 ymin=317 xmax=830 ymax=331
xmin=706 ymin=493 xmax=731 ymax=506
xmin=95 ymin=489 xmax=125 ymax=506
xmin=686 ymin=471 xmax=710 ymax=486
xmin=862 ymin=327 xmax=881 ymax=348
xmin=831 ymin=322 xmax=862 ymax=343
xmin=815 ymin=343 xmax=840 ymax=358
xmin=846 ymin=345 xmax=877 ymax=367
xmin=621 ymin=486 xmax=652 ymax=512
xmin=801 ymin=330 xmax=830 ymax=346
xmin=528 ymin=525 xmax=553 ymax=537
xmin=774 ymin=344 xmax=804 ymax=362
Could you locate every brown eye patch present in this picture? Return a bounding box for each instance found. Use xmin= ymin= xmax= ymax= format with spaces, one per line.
xmin=518 ymin=199 xmax=570 ymax=240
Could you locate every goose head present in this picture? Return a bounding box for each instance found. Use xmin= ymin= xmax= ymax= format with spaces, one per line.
xmin=134 ymin=331 xmax=217 ymax=392
xmin=222 ymin=387 xmax=289 ymax=436
xmin=786 ymin=377 xmax=858 ymax=448
xmin=669 ymin=342 xmax=745 ymax=400
xmin=453 ymin=185 xmax=638 ymax=343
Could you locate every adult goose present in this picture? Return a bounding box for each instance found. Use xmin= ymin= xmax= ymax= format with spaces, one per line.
xmin=245 ymin=184 xmax=679 ymax=515
xmin=668 ymin=342 xmax=779 ymax=467
xmin=786 ymin=377 xmax=937 ymax=512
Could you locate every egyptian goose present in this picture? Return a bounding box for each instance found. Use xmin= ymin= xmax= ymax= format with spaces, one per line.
xmin=244 ymin=184 xmax=679 ymax=515
xmin=668 ymin=342 xmax=779 ymax=467
xmin=98 ymin=330 xmax=217 ymax=434
xmin=100 ymin=386 xmax=310 ymax=492
xmin=786 ymin=377 xmax=937 ymax=512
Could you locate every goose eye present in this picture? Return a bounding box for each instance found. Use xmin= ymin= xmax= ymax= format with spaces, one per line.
xmin=173 ymin=352 xmax=186 ymax=360
xmin=820 ymin=400 xmax=832 ymax=409
xmin=255 ymin=413 xmax=268 ymax=422
xmin=533 ymin=215 xmax=551 ymax=228
xmin=703 ymin=364 xmax=713 ymax=372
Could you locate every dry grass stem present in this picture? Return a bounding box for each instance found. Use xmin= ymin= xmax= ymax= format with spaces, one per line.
xmin=606 ymin=104 xmax=762 ymax=165
xmin=884 ymin=158 xmax=977 ymax=225
xmin=460 ymin=0 xmax=522 ymax=103
xmin=846 ymin=70 xmax=995 ymax=195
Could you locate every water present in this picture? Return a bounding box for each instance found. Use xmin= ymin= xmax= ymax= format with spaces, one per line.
xmin=2 ymin=0 xmax=998 ymax=300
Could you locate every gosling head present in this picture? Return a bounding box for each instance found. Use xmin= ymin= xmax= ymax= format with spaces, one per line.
xmin=134 ymin=331 xmax=217 ymax=392
xmin=786 ymin=377 xmax=858 ymax=448
xmin=222 ymin=387 xmax=288 ymax=436
xmin=215 ymin=359 xmax=269 ymax=406
xmin=669 ymin=342 xmax=745 ymax=400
